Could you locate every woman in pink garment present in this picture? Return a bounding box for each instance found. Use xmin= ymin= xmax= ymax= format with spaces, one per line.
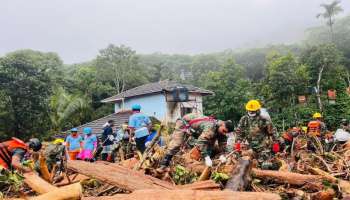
xmin=78 ymin=127 xmax=97 ymax=161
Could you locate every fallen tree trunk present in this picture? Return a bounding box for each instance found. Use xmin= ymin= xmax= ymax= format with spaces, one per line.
xmin=252 ymin=168 xmax=324 ymax=190
xmin=307 ymin=166 xmax=350 ymax=195
xmin=177 ymin=180 xmax=220 ymax=190
xmin=225 ymin=156 xmax=252 ymax=191
xmin=30 ymin=182 xmax=82 ymax=200
xmin=82 ymin=189 xmax=281 ymax=200
xmin=23 ymin=172 xmax=58 ymax=194
xmin=67 ymin=160 xmax=175 ymax=191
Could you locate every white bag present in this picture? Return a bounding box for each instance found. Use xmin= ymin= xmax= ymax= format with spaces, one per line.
xmin=334 ymin=129 xmax=350 ymax=142
xmin=260 ymin=108 xmax=271 ymax=121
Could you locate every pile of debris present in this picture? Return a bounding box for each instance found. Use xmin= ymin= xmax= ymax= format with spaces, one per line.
xmin=4 ymin=134 xmax=350 ymax=200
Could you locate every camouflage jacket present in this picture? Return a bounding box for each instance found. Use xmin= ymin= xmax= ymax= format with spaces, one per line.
xmin=236 ymin=114 xmax=277 ymax=152
xmin=195 ymin=121 xmax=227 ymax=158
xmin=182 ymin=113 xmax=227 ymax=158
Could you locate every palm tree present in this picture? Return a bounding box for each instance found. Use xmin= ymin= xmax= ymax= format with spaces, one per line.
xmin=317 ymin=0 xmax=343 ymax=42
xmin=50 ymin=87 xmax=92 ymax=133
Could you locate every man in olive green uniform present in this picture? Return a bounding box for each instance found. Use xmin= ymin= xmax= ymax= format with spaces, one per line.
xmin=235 ymin=100 xmax=279 ymax=169
xmin=157 ymin=113 xmax=233 ymax=172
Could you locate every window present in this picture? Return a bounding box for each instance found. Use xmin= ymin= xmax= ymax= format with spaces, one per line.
xmin=181 ymin=107 xmax=193 ymax=117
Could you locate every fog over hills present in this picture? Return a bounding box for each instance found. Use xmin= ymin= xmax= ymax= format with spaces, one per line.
xmin=1 ymin=0 xmax=350 ymax=63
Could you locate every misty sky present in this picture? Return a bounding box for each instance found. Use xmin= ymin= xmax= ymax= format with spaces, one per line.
xmin=1 ymin=0 xmax=350 ymax=64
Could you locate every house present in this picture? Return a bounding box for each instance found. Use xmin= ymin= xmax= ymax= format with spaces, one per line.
xmin=101 ymin=80 xmax=213 ymax=123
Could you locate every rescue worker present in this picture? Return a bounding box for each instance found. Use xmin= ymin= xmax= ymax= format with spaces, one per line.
xmin=235 ymin=100 xmax=279 ymax=169
xmin=65 ymin=128 xmax=83 ymax=160
xmin=78 ymin=127 xmax=97 ymax=161
xmin=282 ymin=127 xmax=301 ymax=153
xmin=114 ymin=122 xmax=134 ymax=160
xmin=157 ymin=113 xmax=234 ymax=172
xmin=128 ymin=104 xmax=152 ymax=153
xmin=307 ymin=112 xmax=327 ymax=138
xmin=0 ymin=137 xmax=42 ymax=172
xmin=44 ymin=138 xmax=65 ymax=171
xmin=101 ymin=120 xmax=115 ymax=161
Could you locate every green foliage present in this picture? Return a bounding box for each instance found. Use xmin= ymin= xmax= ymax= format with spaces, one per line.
xmin=96 ymin=44 xmax=148 ymax=93
xmin=203 ymin=58 xmax=252 ymax=123
xmin=173 ymin=165 xmax=197 ymax=185
xmin=0 ymin=168 xmax=24 ymax=196
xmin=210 ymin=172 xmax=230 ymax=183
xmin=0 ymin=50 xmax=54 ymax=139
xmin=49 ymin=87 xmax=93 ymax=134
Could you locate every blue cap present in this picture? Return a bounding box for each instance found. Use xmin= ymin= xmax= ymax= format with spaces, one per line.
xmin=83 ymin=127 xmax=92 ymax=135
xmin=71 ymin=128 xmax=78 ymax=132
xmin=132 ymin=104 xmax=141 ymax=110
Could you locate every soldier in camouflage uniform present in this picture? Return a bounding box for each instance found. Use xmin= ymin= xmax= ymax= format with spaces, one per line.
xmin=235 ymin=100 xmax=280 ymax=169
xmin=157 ymin=113 xmax=233 ymax=172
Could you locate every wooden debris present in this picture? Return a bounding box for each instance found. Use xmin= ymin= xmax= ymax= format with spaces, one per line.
xmin=31 ymin=182 xmax=82 ymax=200
xmin=311 ymin=189 xmax=335 ymax=200
xmin=252 ymin=168 xmax=323 ymax=186
xmin=67 ymin=160 xmax=175 ymax=191
xmin=23 ymin=172 xmax=58 ymax=194
xmin=177 ymin=180 xmax=220 ymax=190
xmin=82 ymin=189 xmax=281 ymax=200
xmin=225 ymin=156 xmax=252 ymax=191
xmin=197 ymin=166 xmax=211 ymax=181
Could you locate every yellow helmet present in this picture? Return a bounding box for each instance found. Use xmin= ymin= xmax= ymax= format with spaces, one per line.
xmin=245 ymin=100 xmax=261 ymax=111
xmin=313 ymin=112 xmax=322 ymax=119
xmin=152 ymin=124 xmax=161 ymax=131
xmin=52 ymin=138 xmax=64 ymax=145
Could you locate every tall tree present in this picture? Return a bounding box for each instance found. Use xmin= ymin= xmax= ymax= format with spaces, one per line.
xmin=317 ymin=0 xmax=343 ymax=42
xmin=96 ymin=44 xmax=148 ymax=94
xmin=203 ymin=58 xmax=251 ymax=122
xmin=301 ymin=44 xmax=344 ymax=112
xmin=0 ymin=50 xmax=56 ymax=138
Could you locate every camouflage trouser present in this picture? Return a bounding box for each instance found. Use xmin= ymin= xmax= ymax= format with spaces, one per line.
xmin=166 ymin=119 xmax=188 ymax=156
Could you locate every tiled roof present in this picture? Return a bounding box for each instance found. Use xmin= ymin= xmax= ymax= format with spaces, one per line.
xmin=101 ymin=80 xmax=213 ymax=103
xmin=76 ymin=110 xmax=133 ymax=134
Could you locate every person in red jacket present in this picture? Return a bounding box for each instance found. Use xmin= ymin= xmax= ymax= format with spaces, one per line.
xmin=0 ymin=137 xmax=41 ymax=172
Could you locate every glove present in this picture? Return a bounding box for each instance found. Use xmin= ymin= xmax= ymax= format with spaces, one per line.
xmin=272 ymin=142 xmax=280 ymax=153
xmin=204 ymin=156 xmax=213 ymax=167
xmin=219 ymin=155 xmax=227 ymax=163
xmin=108 ymin=135 xmax=115 ymax=141
xmin=235 ymin=142 xmax=241 ymax=151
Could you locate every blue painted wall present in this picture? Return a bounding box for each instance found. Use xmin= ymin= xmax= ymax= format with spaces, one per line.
xmin=115 ymin=93 xmax=167 ymax=120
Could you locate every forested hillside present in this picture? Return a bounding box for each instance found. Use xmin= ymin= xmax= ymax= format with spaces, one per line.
xmin=1 ymin=14 xmax=350 ymax=140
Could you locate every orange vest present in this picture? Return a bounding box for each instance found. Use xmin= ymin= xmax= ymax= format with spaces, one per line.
xmin=0 ymin=138 xmax=27 ymax=169
xmin=307 ymin=121 xmax=321 ymax=137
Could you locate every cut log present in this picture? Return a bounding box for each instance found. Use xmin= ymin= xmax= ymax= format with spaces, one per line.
xmin=307 ymin=167 xmax=337 ymax=183
xmin=30 ymin=182 xmax=82 ymax=200
xmin=225 ymin=156 xmax=252 ymax=191
xmin=82 ymin=189 xmax=281 ymax=200
xmin=67 ymin=160 xmax=175 ymax=191
xmin=177 ymin=180 xmax=220 ymax=190
xmin=252 ymin=168 xmax=323 ymax=186
xmin=23 ymin=172 xmax=58 ymax=194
